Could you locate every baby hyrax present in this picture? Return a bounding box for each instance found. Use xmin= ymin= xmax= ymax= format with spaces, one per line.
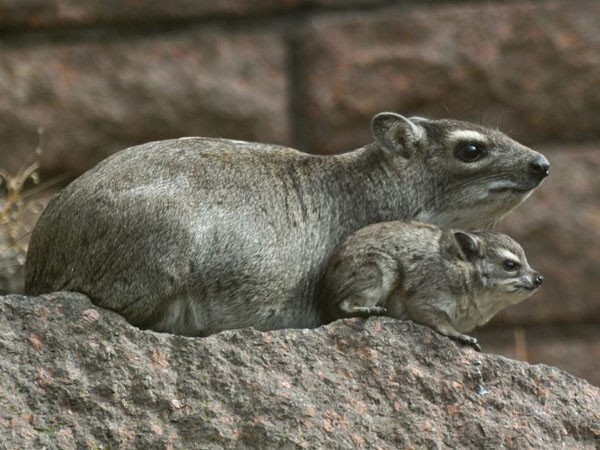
xmin=321 ymin=221 xmax=543 ymax=351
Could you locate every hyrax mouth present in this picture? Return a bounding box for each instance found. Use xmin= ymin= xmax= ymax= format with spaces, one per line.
xmin=485 ymin=154 xmax=550 ymax=194
xmin=513 ymin=284 xmax=539 ymax=292
xmin=489 ymin=186 xmax=532 ymax=194
xmin=486 ymin=180 xmax=538 ymax=194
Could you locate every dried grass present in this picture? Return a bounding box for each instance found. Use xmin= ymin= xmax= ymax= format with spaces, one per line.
xmin=0 ymin=129 xmax=47 ymax=291
xmin=514 ymin=327 xmax=529 ymax=362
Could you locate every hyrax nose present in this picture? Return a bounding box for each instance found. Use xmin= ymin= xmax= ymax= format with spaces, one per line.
xmin=528 ymin=155 xmax=550 ymax=180
xmin=533 ymin=272 xmax=544 ymax=287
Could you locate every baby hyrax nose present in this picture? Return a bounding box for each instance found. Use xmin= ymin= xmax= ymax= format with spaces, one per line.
xmin=533 ymin=272 xmax=544 ymax=287
xmin=529 ymin=155 xmax=550 ymax=180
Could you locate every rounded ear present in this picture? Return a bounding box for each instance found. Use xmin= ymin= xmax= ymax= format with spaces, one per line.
xmin=453 ymin=231 xmax=481 ymax=261
xmin=371 ymin=112 xmax=425 ymax=158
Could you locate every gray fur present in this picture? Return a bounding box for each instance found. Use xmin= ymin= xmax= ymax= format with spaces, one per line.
xmin=24 ymin=113 xmax=548 ymax=336
xmin=320 ymin=221 xmax=543 ymax=351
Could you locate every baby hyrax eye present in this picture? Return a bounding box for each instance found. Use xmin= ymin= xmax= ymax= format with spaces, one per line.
xmin=454 ymin=141 xmax=487 ymax=163
xmin=502 ymin=259 xmax=521 ymax=271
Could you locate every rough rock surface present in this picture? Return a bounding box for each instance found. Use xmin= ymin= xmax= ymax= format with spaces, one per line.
xmin=1 ymin=293 xmax=599 ymax=449
xmin=0 ymin=27 xmax=288 ymax=177
xmin=299 ymin=0 xmax=600 ymax=153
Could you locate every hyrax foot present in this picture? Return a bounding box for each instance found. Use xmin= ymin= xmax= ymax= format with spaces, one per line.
xmin=450 ymin=334 xmax=482 ymax=352
xmin=350 ymin=306 xmax=388 ymax=316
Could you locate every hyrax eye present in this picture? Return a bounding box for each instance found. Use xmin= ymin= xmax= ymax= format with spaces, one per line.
xmin=502 ymin=259 xmax=521 ymax=271
xmin=454 ymin=141 xmax=486 ymax=162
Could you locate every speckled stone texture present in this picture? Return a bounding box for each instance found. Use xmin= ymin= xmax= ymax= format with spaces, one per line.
xmin=1 ymin=292 xmax=598 ymax=449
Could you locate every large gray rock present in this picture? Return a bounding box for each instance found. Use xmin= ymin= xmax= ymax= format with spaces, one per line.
xmin=1 ymin=292 xmax=598 ymax=449
xmin=298 ymin=0 xmax=600 ymax=153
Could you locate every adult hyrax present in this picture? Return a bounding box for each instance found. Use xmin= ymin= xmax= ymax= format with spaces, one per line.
xmin=321 ymin=221 xmax=543 ymax=351
xmin=25 ymin=112 xmax=549 ymax=336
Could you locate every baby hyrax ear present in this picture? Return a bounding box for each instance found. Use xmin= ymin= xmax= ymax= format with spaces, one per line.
xmin=453 ymin=231 xmax=482 ymax=261
xmin=371 ymin=112 xmax=425 ymax=158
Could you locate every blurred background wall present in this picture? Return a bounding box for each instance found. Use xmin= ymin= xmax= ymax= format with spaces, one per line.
xmin=0 ymin=0 xmax=598 ymax=384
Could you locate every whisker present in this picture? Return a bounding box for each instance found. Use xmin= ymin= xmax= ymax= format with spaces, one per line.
xmin=0 ymin=260 xmax=24 ymax=270
xmin=414 ymin=173 xmax=506 ymax=212
xmin=21 ymin=174 xmax=69 ymax=199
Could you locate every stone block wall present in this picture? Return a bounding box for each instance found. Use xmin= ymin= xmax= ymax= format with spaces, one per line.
xmin=0 ymin=0 xmax=598 ymax=384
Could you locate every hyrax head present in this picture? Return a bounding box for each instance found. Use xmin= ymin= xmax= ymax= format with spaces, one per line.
xmin=450 ymin=229 xmax=543 ymax=307
xmin=371 ymin=112 xmax=550 ymax=229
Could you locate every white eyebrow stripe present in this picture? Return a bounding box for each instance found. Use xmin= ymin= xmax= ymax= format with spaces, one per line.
xmin=448 ymin=129 xmax=488 ymax=143
xmin=498 ymin=249 xmax=521 ymax=262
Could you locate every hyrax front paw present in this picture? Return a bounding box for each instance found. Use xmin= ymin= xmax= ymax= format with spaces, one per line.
xmin=351 ymin=306 xmax=388 ymax=316
xmin=451 ymin=334 xmax=482 ymax=352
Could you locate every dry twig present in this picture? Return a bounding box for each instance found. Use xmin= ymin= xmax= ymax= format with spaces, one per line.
xmin=0 ymin=129 xmax=46 ymax=286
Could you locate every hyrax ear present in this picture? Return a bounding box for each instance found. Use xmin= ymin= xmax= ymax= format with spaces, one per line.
xmin=453 ymin=231 xmax=481 ymax=261
xmin=371 ymin=112 xmax=425 ymax=158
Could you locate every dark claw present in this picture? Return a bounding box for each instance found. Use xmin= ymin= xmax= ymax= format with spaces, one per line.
xmin=353 ymin=306 xmax=387 ymax=316
xmin=452 ymin=334 xmax=481 ymax=352
xmin=370 ymin=306 xmax=387 ymax=315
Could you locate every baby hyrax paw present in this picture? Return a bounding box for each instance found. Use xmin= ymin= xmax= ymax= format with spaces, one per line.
xmin=451 ymin=334 xmax=482 ymax=352
xmin=351 ymin=306 xmax=388 ymax=316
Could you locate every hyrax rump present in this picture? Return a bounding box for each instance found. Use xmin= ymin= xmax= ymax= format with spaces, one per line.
xmin=24 ymin=113 xmax=549 ymax=336
xmin=320 ymin=221 xmax=543 ymax=351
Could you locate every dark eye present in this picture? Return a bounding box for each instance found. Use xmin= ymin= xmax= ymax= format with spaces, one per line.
xmin=502 ymin=260 xmax=521 ymax=271
xmin=454 ymin=142 xmax=486 ymax=162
